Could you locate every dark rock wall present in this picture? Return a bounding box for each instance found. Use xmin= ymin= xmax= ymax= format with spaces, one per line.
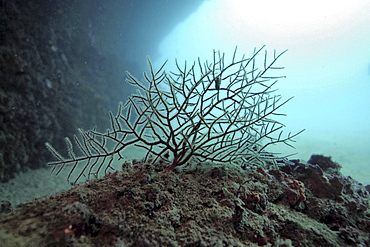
xmin=0 ymin=0 xmax=203 ymax=182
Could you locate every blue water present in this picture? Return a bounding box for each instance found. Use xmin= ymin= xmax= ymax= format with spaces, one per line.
xmin=150 ymin=0 xmax=370 ymax=184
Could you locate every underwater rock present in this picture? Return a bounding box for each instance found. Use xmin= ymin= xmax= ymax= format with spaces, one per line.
xmin=0 ymin=158 xmax=369 ymax=246
xmin=307 ymin=154 xmax=341 ymax=174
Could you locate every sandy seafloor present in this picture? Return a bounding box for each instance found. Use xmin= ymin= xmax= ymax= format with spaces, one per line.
xmin=0 ymin=137 xmax=369 ymax=207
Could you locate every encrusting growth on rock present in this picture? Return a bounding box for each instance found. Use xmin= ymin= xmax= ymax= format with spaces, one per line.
xmin=0 ymin=155 xmax=369 ymax=246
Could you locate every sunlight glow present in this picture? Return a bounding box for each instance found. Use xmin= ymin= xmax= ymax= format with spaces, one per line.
xmin=235 ymin=0 xmax=365 ymax=29
xmin=215 ymin=0 xmax=369 ymax=44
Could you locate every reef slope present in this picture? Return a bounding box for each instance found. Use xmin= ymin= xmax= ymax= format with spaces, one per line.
xmin=0 ymin=155 xmax=369 ymax=246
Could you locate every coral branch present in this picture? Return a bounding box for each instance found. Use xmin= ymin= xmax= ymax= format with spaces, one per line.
xmin=46 ymin=46 xmax=304 ymax=184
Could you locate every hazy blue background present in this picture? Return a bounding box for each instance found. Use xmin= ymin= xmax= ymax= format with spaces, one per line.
xmin=151 ymin=0 xmax=370 ymax=183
